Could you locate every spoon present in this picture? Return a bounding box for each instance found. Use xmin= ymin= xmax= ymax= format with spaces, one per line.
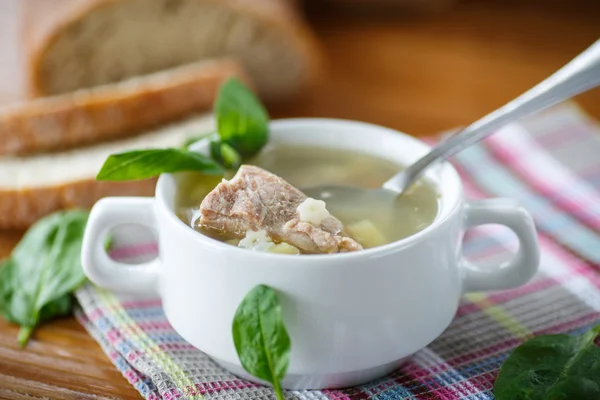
xmin=303 ymin=39 xmax=600 ymax=207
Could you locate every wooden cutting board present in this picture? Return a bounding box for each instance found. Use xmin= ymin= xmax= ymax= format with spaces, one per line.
xmin=1 ymin=1 xmax=599 ymax=398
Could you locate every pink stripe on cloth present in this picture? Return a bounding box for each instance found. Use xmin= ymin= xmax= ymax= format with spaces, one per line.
xmin=109 ymin=242 xmax=159 ymax=261
xmin=135 ymin=320 xmax=175 ymax=331
xmin=120 ymin=299 xmax=163 ymax=309
xmin=455 ymin=275 xmax=559 ymax=317
xmin=409 ymin=348 xmax=483 ymax=399
xmin=87 ymin=307 xmax=104 ymax=321
xmin=485 ymin=124 xmax=600 ymax=232
xmin=534 ymin=312 xmax=600 ymax=336
xmin=321 ymin=390 xmax=352 ymax=400
xmin=192 ymin=380 xmax=261 ymax=394
xmin=528 ymin=121 xmax=592 ymax=148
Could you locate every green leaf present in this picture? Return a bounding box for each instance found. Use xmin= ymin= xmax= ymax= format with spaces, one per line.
xmin=0 ymin=259 xmax=17 ymax=323
xmin=103 ymin=234 xmax=114 ymax=253
xmin=0 ymin=210 xmax=89 ymax=347
xmin=494 ymin=325 xmax=600 ymax=400
xmin=97 ymin=78 xmax=269 ymax=181
xmin=215 ymin=78 xmax=269 ymax=158
xmin=38 ymin=294 xmax=73 ymax=323
xmin=232 ymin=285 xmax=290 ymax=400
xmin=183 ymin=132 xmax=218 ymax=149
xmin=210 ymin=140 xmax=242 ymax=170
xmin=16 ymin=293 xmax=72 ymax=347
xmin=96 ymin=149 xmax=224 ymax=181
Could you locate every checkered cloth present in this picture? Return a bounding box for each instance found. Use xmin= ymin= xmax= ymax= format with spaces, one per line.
xmin=75 ymin=102 xmax=600 ymax=400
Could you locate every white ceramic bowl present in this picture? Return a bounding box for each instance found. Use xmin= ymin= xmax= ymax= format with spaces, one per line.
xmin=81 ymin=119 xmax=540 ymax=389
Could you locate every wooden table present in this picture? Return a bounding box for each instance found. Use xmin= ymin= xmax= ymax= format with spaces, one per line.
xmin=1 ymin=1 xmax=599 ymax=398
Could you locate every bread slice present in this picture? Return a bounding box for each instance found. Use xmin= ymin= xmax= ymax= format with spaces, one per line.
xmin=0 ymin=114 xmax=215 ymax=230
xmin=0 ymin=58 xmax=248 ymax=156
xmin=26 ymin=0 xmax=322 ymax=101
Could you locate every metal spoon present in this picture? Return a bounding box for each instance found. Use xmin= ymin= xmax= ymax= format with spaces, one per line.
xmin=304 ymin=39 xmax=600 ymax=206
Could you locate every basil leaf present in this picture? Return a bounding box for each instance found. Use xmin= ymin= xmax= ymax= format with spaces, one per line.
xmin=232 ymin=284 xmax=291 ymax=400
xmin=0 ymin=210 xmax=89 ymax=347
xmin=104 ymin=234 xmax=114 ymax=253
xmin=494 ymin=325 xmax=600 ymax=400
xmin=183 ymin=132 xmax=218 ymax=149
xmin=215 ymin=78 xmax=269 ymax=158
xmin=210 ymin=140 xmax=242 ymax=170
xmin=96 ymin=149 xmax=224 ymax=181
xmin=0 ymin=260 xmax=16 ymax=323
xmin=97 ymin=78 xmax=269 ymax=181
xmin=15 ymin=294 xmax=75 ymax=345
xmin=38 ymin=294 xmax=73 ymax=323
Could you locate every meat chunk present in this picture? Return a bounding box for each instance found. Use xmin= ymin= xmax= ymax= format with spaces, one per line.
xmin=198 ymin=165 xmax=362 ymax=254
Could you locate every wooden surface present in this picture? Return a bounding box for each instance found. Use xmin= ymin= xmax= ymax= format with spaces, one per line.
xmin=1 ymin=1 xmax=600 ymax=398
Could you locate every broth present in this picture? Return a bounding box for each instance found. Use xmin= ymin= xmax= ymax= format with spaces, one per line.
xmin=177 ymin=145 xmax=439 ymax=252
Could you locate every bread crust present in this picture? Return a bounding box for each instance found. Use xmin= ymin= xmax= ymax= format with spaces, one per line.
xmin=25 ymin=0 xmax=322 ymax=100
xmin=0 ymin=111 xmax=217 ymax=230
xmin=1 ymin=58 xmax=248 ymax=156
xmin=0 ymin=178 xmax=156 ymax=230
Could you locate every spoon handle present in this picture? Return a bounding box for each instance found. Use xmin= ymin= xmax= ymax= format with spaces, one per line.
xmin=385 ymin=39 xmax=600 ymax=193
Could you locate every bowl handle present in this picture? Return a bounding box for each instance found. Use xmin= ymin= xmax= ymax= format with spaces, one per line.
xmin=81 ymin=197 xmax=159 ymax=295
xmin=460 ymin=199 xmax=540 ymax=293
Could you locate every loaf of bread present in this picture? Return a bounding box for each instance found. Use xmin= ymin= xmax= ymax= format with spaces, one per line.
xmin=25 ymin=0 xmax=322 ymax=101
xmin=0 ymin=114 xmax=215 ymax=229
xmin=0 ymin=58 xmax=247 ymax=156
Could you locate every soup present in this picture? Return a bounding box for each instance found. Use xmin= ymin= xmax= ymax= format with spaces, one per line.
xmin=177 ymin=145 xmax=439 ymax=253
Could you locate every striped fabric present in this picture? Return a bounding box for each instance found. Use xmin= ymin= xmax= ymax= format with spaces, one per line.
xmin=75 ymin=102 xmax=600 ymax=400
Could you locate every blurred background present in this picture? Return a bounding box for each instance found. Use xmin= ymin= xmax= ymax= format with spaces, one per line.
xmin=0 ymin=0 xmax=600 ymax=135
xmin=1 ymin=0 xmax=599 ymax=136
xmin=298 ymin=0 xmax=600 ymax=134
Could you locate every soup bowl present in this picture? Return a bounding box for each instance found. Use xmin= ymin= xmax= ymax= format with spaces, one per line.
xmin=81 ymin=118 xmax=540 ymax=390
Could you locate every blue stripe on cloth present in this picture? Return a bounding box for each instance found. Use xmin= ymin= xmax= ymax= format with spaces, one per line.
xmin=378 ymin=374 xmax=438 ymax=400
xmin=357 ymin=377 xmax=416 ymax=399
xmin=428 ymin=370 xmax=489 ymax=400
xmin=463 ymin=393 xmax=493 ymax=400
xmin=146 ymin=332 xmax=187 ymax=344
xmin=369 ymin=386 xmax=416 ymax=399
xmin=454 ymin=351 xmax=509 ymax=381
xmin=453 ymin=144 xmax=600 ymax=264
xmin=568 ymin=323 xmax=599 ymax=335
xmin=410 ymin=350 xmax=491 ymax=400
xmin=127 ymin=307 xmax=166 ymax=319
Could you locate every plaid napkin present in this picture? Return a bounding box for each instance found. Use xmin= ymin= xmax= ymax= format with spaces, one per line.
xmin=75 ymin=102 xmax=600 ymax=400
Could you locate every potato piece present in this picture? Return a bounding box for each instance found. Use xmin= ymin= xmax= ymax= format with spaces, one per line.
xmin=346 ymin=219 xmax=387 ymax=248
xmin=238 ymin=230 xmax=300 ymax=255
xmin=268 ymin=242 xmax=300 ymax=255
xmin=239 ymin=230 xmax=273 ymax=251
